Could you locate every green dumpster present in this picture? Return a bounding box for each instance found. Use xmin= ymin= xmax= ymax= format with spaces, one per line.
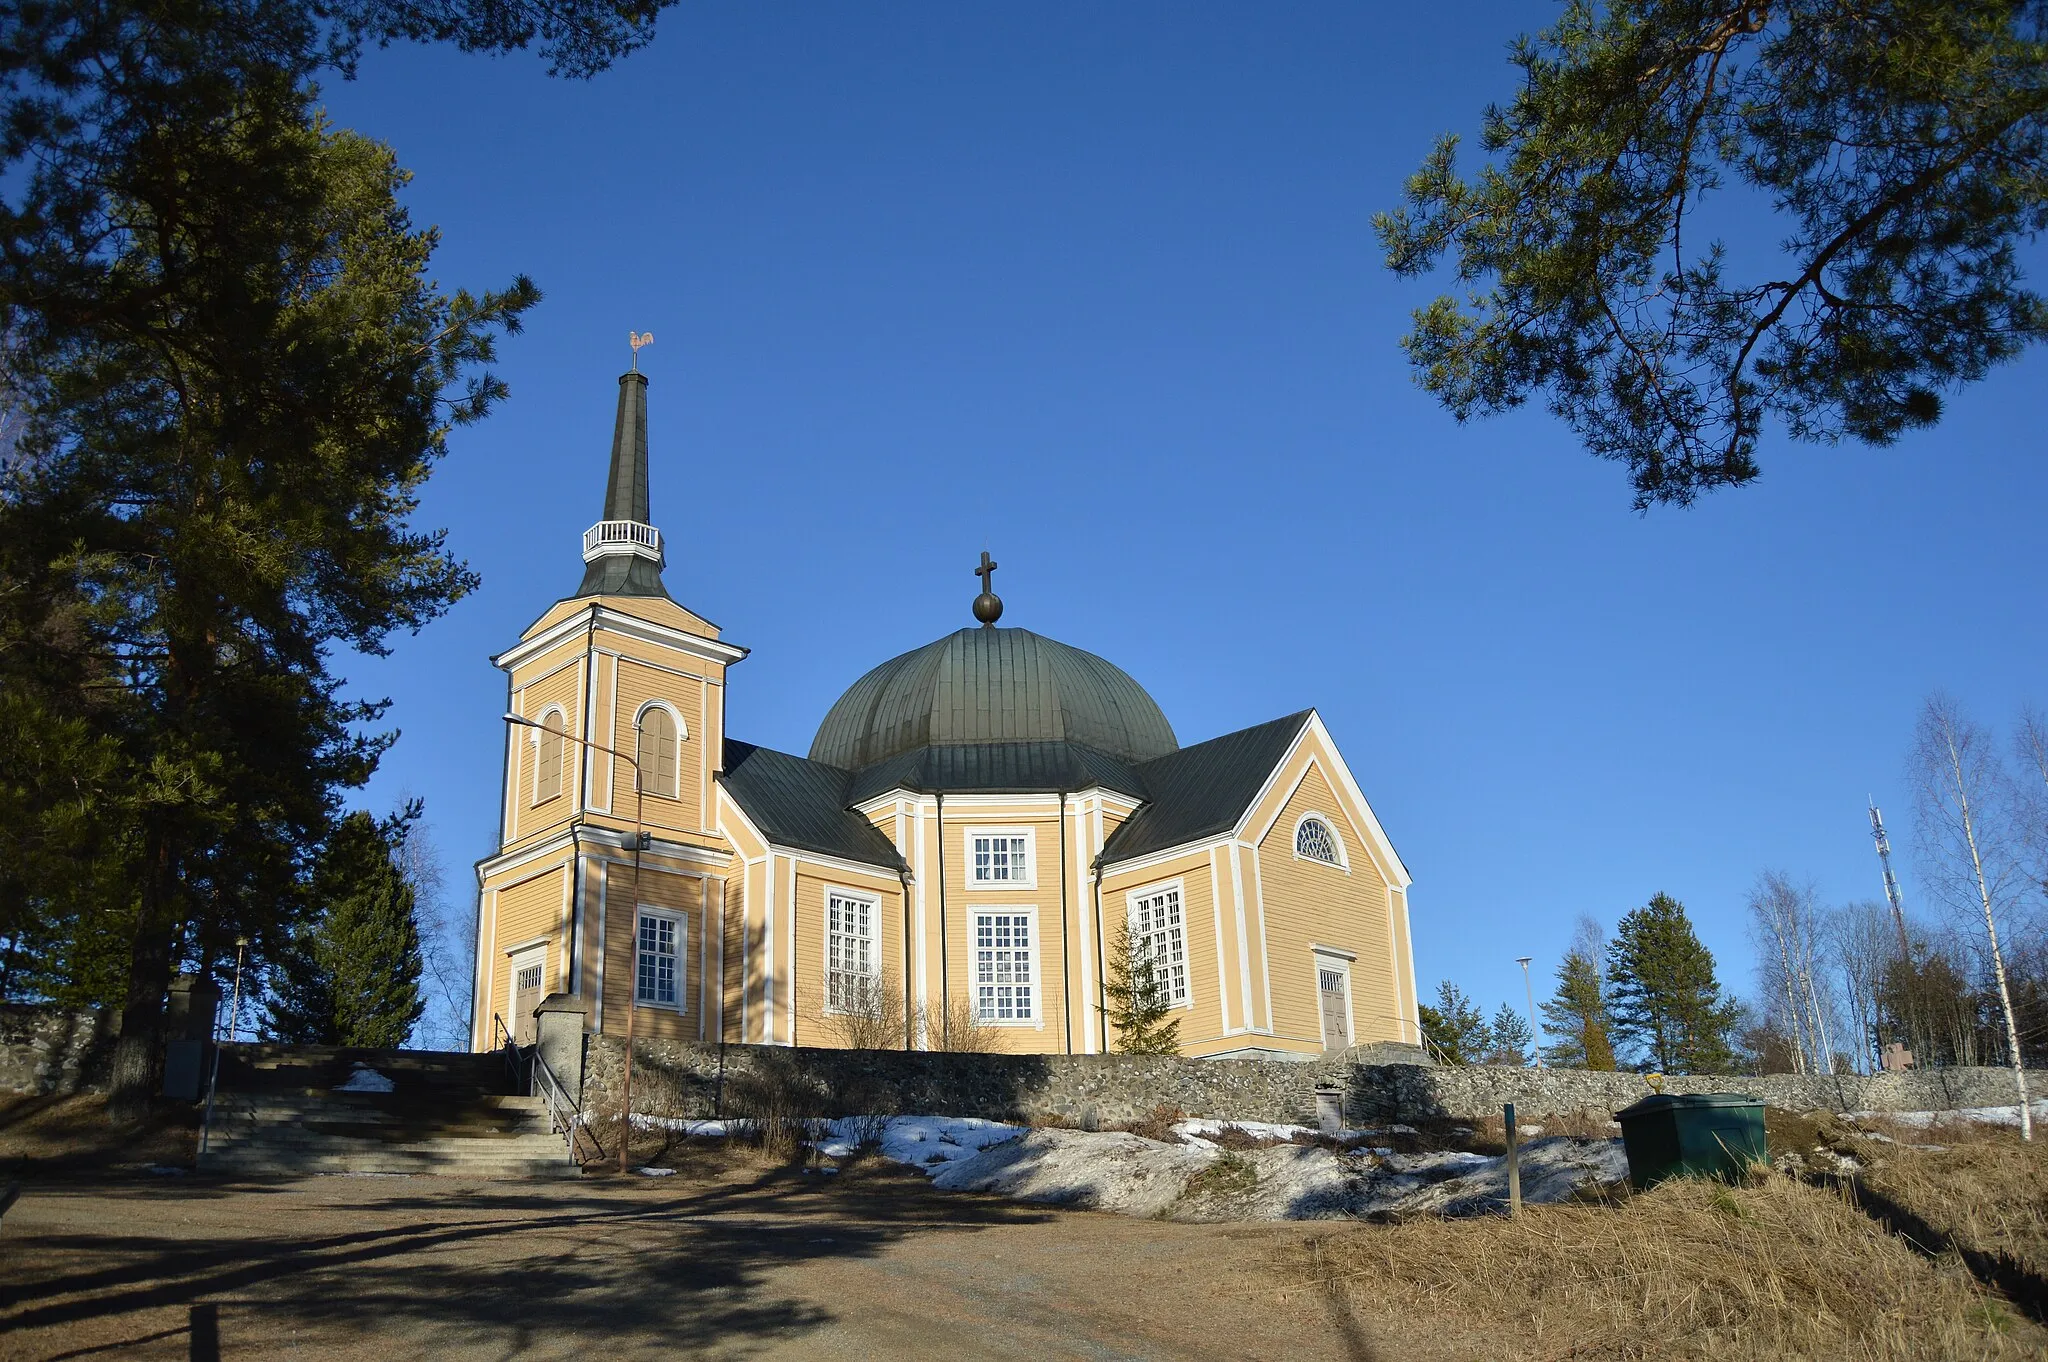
xmin=1614 ymin=1092 xmax=1767 ymax=1189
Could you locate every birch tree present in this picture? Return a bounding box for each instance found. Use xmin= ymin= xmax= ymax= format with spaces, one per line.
xmin=1747 ymin=872 xmax=1841 ymax=1074
xmin=1830 ymin=900 xmax=1899 ymax=1073
xmin=1910 ymin=695 xmax=2032 ymax=1139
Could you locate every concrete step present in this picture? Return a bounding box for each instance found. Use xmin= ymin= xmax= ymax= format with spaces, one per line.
xmin=209 ymin=1122 xmax=569 ymax=1146
xmin=207 ymin=1105 xmax=552 ymax=1122
xmin=217 ymin=1094 xmax=543 ymax=1112
xmin=201 ymin=1154 xmax=581 ymax=1179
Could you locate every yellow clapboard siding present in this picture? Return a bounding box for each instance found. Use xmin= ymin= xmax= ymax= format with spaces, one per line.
xmin=599 ymin=864 xmax=702 ymax=1040
xmin=1255 ymin=760 xmax=1399 ymax=1049
xmin=484 ymin=865 xmax=567 ymax=1037
xmin=605 ymin=656 xmax=706 ymax=831
xmin=1101 ymin=847 xmax=1227 ymax=1049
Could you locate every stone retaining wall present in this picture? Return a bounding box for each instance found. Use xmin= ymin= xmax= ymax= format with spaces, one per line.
xmin=1346 ymin=1061 xmax=2048 ymax=1123
xmin=577 ymin=1035 xmax=2042 ymax=1127
xmin=0 ymin=1005 xmax=115 ymax=1095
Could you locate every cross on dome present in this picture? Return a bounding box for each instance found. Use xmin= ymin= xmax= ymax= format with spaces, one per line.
xmin=972 ymin=550 xmax=1003 ymax=626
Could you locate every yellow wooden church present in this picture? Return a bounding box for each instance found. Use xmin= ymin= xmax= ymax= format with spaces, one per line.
xmin=472 ymin=367 xmax=1421 ymax=1059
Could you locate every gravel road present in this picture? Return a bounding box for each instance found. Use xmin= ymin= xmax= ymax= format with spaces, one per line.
xmin=0 ymin=1157 xmax=1371 ymax=1360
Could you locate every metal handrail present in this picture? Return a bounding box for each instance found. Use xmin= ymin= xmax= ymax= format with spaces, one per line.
xmin=490 ymin=1013 xmax=525 ymax=1090
xmin=530 ymin=1044 xmax=598 ymax=1165
xmin=494 ymin=1011 xmax=594 ymax=1165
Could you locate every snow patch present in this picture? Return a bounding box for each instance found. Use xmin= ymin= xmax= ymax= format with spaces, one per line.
xmin=1842 ymin=1099 xmax=2048 ymax=1130
xmin=633 ymin=1165 xmax=677 ymax=1177
xmin=334 ymin=1064 xmax=395 ymax=1093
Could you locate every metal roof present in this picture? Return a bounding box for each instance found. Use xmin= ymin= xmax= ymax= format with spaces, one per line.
xmin=1098 ymin=711 xmax=1313 ymax=865
xmin=576 ymin=371 xmax=668 ymax=600
xmin=720 ymin=711 xmax=1311 ymax=873
xmin=842 ymin=740 xmax=1148 ymax=804
xmin=719 ymin=740 xmax=907 ymax=870
xmin=808 ymin=627 xmax=1178 ymax=769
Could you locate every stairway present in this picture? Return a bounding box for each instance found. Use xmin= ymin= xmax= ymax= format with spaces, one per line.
xmin=200 ymin=1045 xmax=583 ymax=1179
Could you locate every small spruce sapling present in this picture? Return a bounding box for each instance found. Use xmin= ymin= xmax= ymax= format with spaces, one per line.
xmin=1100 ymin=919 xmax=1181 ymax=1055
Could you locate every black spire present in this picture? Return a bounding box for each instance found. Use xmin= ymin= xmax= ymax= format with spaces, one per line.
xmin=576 ymin=370 xmax=669 ymax=598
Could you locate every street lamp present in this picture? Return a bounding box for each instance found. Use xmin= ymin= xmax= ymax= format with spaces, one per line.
xmin=506 ymin=711 xmax=648 ymax=1174
xmin=1516 ymin=955 xmax=1543 ymax=1069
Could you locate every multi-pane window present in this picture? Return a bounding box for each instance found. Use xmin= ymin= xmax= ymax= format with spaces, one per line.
xmin=1295 ymin=817 xmax=1342 ymax=866
xmin=970 ymin=833 xmax=1030 ymax=885
xmin=826 ymin=890 xmax=878 ymax=1012
xmin=974 ymin=912 xmax=1033 ymax=1021
xmin=1131 ymin=886 xmax=1188 ymax=1007
xmin=636 ymin=909 xmax=682 ymax=1007
xmin=636 ymin=706 xmax=680 ymax=798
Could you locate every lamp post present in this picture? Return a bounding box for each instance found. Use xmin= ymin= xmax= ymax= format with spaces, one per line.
xmin=1516 ymin=956 xmax=1543 ymax=1069
xmin=505 ymin=712 xmax=647 ymax=1174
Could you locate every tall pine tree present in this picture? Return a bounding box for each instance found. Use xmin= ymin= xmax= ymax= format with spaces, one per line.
xmin=268 ymin=811 xmax=424 ymax=1047
xmin=0 ymin=1 xmax=670 ymax=1109
xmin=1607 ymin=893 xmax=1737 ymax=1073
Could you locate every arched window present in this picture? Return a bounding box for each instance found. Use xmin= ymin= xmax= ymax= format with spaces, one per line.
xmin=1295 ymin=816 xmax=1343 ymax=868
xmin=636 ymin=704 xmax=680 ymax=798
xmin=533 ymin=710 xmax=566 ymax=804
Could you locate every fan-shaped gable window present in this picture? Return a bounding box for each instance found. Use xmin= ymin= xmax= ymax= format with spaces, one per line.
xmin=1294 ymin=816 xmax=1344 ymax=868
xmin=636 ymin=704 xmax=680 ymax=799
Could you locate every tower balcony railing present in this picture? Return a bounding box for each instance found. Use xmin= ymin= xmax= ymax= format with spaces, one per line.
xmin=582 ymin=519 xmax=663 ymax=564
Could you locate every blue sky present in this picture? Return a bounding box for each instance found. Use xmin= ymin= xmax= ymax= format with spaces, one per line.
xmin=324 ymin=3 xmax=2047 ymax=1027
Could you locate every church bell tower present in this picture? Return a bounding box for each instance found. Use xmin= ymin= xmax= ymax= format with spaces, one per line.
xmin=471 ymin=356 xmax=746 ymax=1051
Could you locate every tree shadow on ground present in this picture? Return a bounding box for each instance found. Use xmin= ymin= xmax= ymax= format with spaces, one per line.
xmin=0 ymin=1159 xmax=1054 ymax=1355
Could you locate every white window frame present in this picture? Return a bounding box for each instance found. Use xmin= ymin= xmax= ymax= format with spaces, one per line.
xmin=965 ymin=826 xmax=1037 ymax=889
xmin=506 ymin=942 xmax=548 ymax=1032
xmin=529 ymin=704 xmax=569 ymax=807
xmin=822 ymin=886 xmax=882 ymax=1015
xmin=1126 ymin=880 xmax=1193 ymax=1012
xmin=971 ymin=906 xmax=1042 ymax=1026
xmin=1292 ymin=811 xmax=1349 ymax=871
xmin=1311 ymin=950 xmax=1356 ymax=1050
xmin=632 ymin=699 xmax=688 ymax=800
xmin=633 ymin=905 xmax=687 ymax=1012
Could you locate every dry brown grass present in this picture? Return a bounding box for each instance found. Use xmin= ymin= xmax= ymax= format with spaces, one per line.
xmin=1283 ymin=1174 xmax=2042 ymax=1361
xmin=0 ymin=1093 xmax=197 ymax=1176
xmin=1122 ymin=1102 xmax=1187 ymax=1143
xmin=1847 ymin=1123 xmax=2048 ymax=1290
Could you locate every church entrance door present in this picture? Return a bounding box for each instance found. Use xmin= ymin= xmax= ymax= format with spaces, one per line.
xmin=1318 ymin=967 xmax=1351 ymax=1051
xmin=511 ymin=949 xmax=545 ymax=1046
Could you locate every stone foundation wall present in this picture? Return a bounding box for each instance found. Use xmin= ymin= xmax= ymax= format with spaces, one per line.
xmin=0 ymin=1005 xmax=115 ymax=1096
xmin=576 ymin=1035 xmax=2041 ymax=1127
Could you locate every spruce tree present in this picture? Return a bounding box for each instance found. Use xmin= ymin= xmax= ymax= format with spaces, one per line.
xmin=1541 ymin=947 xmax=1617 ymax=1070
xmin=1418 ymin=981 xmax=1488 ymax=1065
xmin=1481 ymin=1003 xmax=1533 ymax=1067
xmin=1100 ymin=920 xmax=1181 ymax=1055
xmin=1606 ymin=893 xmax=1737 ymax=1073
xmin=268 ymin=812 xmax=425 ymax=1047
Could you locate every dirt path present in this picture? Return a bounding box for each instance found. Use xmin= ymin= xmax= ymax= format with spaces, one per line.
xmin=0 ymin=1157 xmax=1365 ymax=1360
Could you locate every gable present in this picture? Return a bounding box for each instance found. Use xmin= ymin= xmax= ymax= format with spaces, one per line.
xmin=524 ymin=593 xmax=724 ymax=643
xmin=1240 ymin=714 xmax=1410 ymax=888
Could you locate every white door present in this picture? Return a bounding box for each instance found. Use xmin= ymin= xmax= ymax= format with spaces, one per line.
xmin=511 ymin=950 xmax=545 ymax=1046
xmin=1318 ymin=967 xmax=1351 ymax=1051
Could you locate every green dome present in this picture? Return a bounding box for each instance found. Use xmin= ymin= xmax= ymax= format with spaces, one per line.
xmin=809 ymin=627 xmax=1179 ymax=771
